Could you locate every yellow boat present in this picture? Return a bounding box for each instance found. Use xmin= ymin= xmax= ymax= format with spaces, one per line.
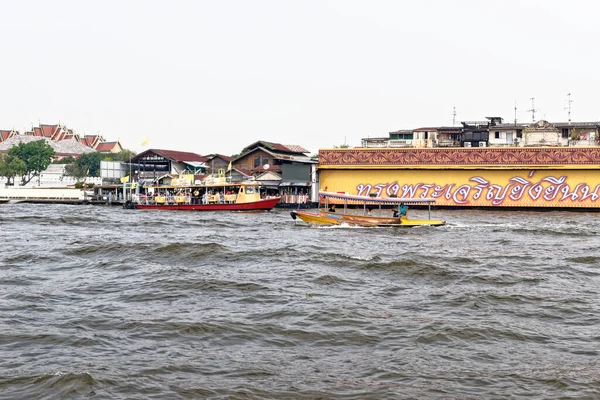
xmin=290 ymin=191 xmax=446 ymax=227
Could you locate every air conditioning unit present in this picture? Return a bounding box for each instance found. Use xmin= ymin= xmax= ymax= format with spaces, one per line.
xmin=479 ymin=141 xmax=486 ymax=147
xmin=463 ymin=142 xmax=472 ymax=147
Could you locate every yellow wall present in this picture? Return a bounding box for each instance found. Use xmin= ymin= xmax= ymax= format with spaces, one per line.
xmin=319 ymin=169 xmax=600 ymax=208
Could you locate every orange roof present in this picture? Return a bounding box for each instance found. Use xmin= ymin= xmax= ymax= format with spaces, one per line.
xmin=0 ymin=130 xmax=15 ymax=142
xmin=96 ymin=142 xmax=119 ymax=152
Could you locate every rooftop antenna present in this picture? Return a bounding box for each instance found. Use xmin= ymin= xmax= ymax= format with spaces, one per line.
xmin=452 ymin=106 xmax=457 ymax=126
xmin=527 ymin=97 xmax=536 ymax=122
xmin=565 ymin=93 xmax=573 ymax=124
xmin=514 ymin=101 xmax=517 ymax=125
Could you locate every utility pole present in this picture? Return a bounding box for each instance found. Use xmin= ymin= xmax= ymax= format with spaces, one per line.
xmin=514 ymin=101 xmax=517 ymax=125
xmin=452 ymin=106 xmax=457 ymax=126
xmin=527 ymin=97 xmax=536 ymax=123
xmin=565 ymin=93 xmax=573 ymax=124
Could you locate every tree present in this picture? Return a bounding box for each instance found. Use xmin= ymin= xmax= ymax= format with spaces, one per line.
xmin=7 ymin=140 xmax=55 ymax=185
xmin=63 ymin=149 xmax=137 ymax=181
xmin=64 ymin=152 xmax=104 ymax=179
xmin=63 ymin=161 xmax=88 ymax=181
xmin=0 ymin=153 xmax=27 ymax=185
xmin=54 ymin=155 xmax=76 ymax=164
xmin=113 ymin=149 xmax=136 ymax=162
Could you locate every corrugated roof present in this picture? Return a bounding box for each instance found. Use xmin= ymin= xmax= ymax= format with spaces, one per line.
xmin=242 ymin=140 xmax=309 ymax=155
xmin=137 ymin=149 xmax=207 ymax=163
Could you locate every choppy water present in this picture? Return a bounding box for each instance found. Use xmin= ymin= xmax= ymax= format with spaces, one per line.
xmin=1 ymin=204 xmax=599 ymax=399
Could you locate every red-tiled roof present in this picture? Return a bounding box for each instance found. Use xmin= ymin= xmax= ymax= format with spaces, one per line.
xmin=205 ymin=153 xmax=233 ymax=162
xmin=234 ymin=167 xmax=253 ymax=177
xmin=414 ymin=127 xmax=439 ymax=131
xmin=0 ymin=130 xmax=15 ymax=142
xmin=135 ymin=149 xmax=207 ymax=163
xmin=96 ymin=142 xmax=119 ymax=152
xmin=41 ymin=124 xmax=57 ymax=137
xmin=283 ymin=144 xmax=310 ymax=153
xmin=241 ymin=140 xmax=309 ymax=155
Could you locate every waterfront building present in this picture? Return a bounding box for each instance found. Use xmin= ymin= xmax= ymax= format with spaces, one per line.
xmin=412 ymin=127 xmax=439 ymax=148
xmin=388 ymin=129 xmax=413 ymax=147
xmin=317 ymin=146 xmax=600 ymax=209
xmin=552 ymin=122 xmax=599 ymax=146
xmin=231 ymin=140 xmax=318 ymax=205
xmin=437 ymin=126 xmax=462 ymax=147
xmin=128 ymin=149 xmax=208 ymax=185
xmin=488 ymin=123 xmax=526 ymax=147
xmin=360 ymin=118 xmax=600 ymax=149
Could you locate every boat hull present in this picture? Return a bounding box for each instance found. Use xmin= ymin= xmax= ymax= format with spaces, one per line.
xmin=291 ymin=209 xmax=445 ymax=227
xmin=291 ymin=210 xmax=342 ymax=225
xmin=135 ymin=197 xmax=281 ymax=211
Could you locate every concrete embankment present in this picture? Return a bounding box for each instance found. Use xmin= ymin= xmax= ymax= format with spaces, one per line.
xmin=0 ymin=187 xmax=94 ymax=205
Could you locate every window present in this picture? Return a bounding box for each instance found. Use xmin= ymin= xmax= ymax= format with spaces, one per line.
xmin=495 ymin=131 xmax=500 ymax=139
xmin=262 ymin=156 xmax=269 ymax=166
xmin=561 ymin=129 xmax=569 ymax=139
xmin=254 ymin=156 xmax=261 ymax=168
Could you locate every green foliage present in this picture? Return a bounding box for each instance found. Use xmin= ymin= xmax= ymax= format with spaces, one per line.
xmin=0 ymin=153 xmax=27 ymax=185
xmin=333 ymin=143 xmax=350 ymax=149
xmin=7 ymin=140 xmax=55 ymax=185
xmin=74 ymin=182 xmax=94 ymax=188
xmin=80 ymin=152 xmax=104 ymax=176
xmin=63 ymin=149 xmax=136 ymax=181
xmin=64 ymin=152 xmax=104 ymax=179
xmin=64 ymin=162 xmax=88 ymax=180
xmin=113 ymin=149 xmax=136 ymax=162
xmin=97 ymin=149 xmax=136 ymax=162
xmin=55 ymin=155 xmax=76 ymax=164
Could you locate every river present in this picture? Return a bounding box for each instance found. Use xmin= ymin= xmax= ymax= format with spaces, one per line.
xmin=0 ymin=204 xmax=599 ymax=399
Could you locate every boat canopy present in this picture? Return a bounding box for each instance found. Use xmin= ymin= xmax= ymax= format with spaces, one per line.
xmin=319 ymin=191 xmax=437 ymax=205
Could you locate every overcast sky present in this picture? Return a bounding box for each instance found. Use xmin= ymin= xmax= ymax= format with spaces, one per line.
xmin=1 ymin=0 xmax=597 ymax=155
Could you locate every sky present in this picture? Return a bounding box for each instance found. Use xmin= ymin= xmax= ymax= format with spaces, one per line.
xmin=1 ymin=0 xmax=598 ymax=156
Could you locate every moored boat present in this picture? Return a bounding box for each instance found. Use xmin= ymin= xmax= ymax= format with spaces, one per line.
xmin=127 ymin=181 xmax=281 ymax=211
xmin=290 ymin=191 xmax=446 ymax=227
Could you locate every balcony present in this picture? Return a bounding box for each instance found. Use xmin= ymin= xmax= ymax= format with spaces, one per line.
xmin=388 ymin=139 xmax=413 ymax=147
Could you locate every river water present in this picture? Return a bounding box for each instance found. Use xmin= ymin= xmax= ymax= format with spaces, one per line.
xmin=0 ymin=204 xmax=599 ymax=399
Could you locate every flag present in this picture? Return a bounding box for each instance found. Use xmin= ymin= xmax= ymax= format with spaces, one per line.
xmin=120 ymin=176 xmax=129 ymax=183
xmin=141 ymin=137 xmax=149 ymax=147
xmin=227 ymin=161 xmax=232 ymax=171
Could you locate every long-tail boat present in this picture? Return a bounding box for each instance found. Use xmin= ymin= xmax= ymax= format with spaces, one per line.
xmin=290 ymin=191 xmax=445 ymax=227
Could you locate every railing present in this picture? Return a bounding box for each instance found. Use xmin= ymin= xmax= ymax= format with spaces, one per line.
xmin=388 ymin=139 xmax=413 ymax=147
xmin=281 ymin=194 xmax=310 ymax=204
xmin=361 ymin=141 xmax=390 ymax=148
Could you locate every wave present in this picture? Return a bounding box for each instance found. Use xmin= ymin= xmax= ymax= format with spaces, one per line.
xmin=0 ymin=372 xmax=96 ymax=400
